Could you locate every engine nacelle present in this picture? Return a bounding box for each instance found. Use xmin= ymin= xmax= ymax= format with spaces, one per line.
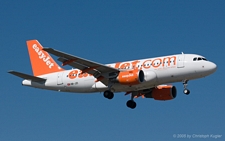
xmin=150 ymin=85 xmax=177 ymax=100
xmin=116 ymin=70 xmax=144 ymax=85
xmin=142 ymin=70 xmax=157 ymax=83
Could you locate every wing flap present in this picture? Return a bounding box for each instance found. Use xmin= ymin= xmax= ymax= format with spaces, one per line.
xmin=8 ymin=70 xmax=46 ymax=82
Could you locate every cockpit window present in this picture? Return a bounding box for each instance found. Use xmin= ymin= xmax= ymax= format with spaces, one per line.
xmin=198 ymin=58 xmax=202 ymax=61
xmin=193 ymin=57 xmax=208 ymax=61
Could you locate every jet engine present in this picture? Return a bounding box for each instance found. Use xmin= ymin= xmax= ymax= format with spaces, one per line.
xmin=145 ymin=85 xmax=177 ymax=100
xmin=116 ymin=70 xmax=144 ymax=85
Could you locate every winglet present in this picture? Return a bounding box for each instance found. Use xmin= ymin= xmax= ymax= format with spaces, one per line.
xmin=26 ymin=40 xmax=64 ymax=76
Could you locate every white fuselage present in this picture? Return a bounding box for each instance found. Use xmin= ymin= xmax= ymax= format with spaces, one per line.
xmin=22 ymin=54 xmax=217 ymax=93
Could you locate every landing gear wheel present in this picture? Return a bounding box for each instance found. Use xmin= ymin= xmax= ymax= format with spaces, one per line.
xmin=183 ymin=80 xmax=190 ymax=95
xmin=183 ymin=89 xmax=190 ymax=95
xmin=103 ymin=90 xmax=114 ymax=99
xmin=126 ymin=100 xmax=136 ymax=109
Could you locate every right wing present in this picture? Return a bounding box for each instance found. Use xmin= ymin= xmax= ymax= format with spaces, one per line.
xmin=43 ymin=48 xmax=119 ymax=85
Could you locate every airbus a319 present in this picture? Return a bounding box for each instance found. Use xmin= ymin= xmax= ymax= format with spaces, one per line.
xmin=9 ymin=40 xmax=217 ymax=109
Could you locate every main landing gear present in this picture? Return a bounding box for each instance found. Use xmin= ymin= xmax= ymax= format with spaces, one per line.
xmin=183 ymin=80 xmax=190 ymax=95
xmin=103 ymin=82 xmax=114 ymax=99
xmin=103 ymin=90 xmax=114 ymax=99
xmin=126 ymin=100 xmax=136 ymax=109
xmin=103 ymin=90 xmax=137 ymax=109
xmin=126 ymin=91 xmax=137 ymax=109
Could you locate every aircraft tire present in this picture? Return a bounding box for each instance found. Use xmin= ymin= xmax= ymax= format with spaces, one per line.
xmin=183 ymin=89 xmax=190 ymax=95
xmin=126 ymin=100 xmax=136 ymax=109
xmin=103 ymin=90 xmax=114 ymax=99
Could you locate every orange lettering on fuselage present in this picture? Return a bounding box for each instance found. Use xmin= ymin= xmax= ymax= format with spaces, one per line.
xmin=152 ymin=58 xmax=162 ymax=68
xmin=131 ymin=60 xmax=140 ymax=69
xmin=115 ymin=56 xmax=176 ymax=70
xmin=142 ymin=60 xmax=151 ymax=69
xmin=162 ymin=56 xmax=176 ymax=67
xmin=68 ymin=70 xmax=78 ymax=79
xmin=68 ymin=70 xmax=92 ymax=79
xmin=115 ymin=62 xmax=121 ymax=69
xmin=120 ymin=63 xmax=130 ymax=69
xmin=78 ymin=70 xmax=88 ymax=78
xmin=68 ymin=56 xmax=177 ymax=79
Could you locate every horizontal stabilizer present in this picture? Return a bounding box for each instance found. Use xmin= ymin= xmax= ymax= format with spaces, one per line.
xmin=8 ymin=70 xmax=46 ymax=82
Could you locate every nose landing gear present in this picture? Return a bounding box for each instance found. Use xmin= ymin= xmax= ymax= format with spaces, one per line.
xmin=183 ymin=80 xmax=190 ymax=95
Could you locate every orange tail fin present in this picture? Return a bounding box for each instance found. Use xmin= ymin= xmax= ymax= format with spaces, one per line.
xmin=26 ymin=40 xmax=64 ymax=76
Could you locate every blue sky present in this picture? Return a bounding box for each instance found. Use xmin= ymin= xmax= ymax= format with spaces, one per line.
xmin=1 ymin=0 xmax=224 ymax=140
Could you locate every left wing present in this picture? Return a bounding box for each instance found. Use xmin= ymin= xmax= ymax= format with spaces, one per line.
xmin=43 ymin=48 xmax=119 ymax=85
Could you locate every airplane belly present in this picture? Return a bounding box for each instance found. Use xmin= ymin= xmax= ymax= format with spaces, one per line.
xmin=92 ymin=81 xmax=149 ymax=92
xmin=155 ymin=68 xmax=182 ymax=84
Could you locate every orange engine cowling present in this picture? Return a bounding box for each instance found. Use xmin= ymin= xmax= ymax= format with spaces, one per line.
xmin=117 ymin=70 xmax=144 ymax=85
xmin=152 ymin=85 xmax=177 ymax=100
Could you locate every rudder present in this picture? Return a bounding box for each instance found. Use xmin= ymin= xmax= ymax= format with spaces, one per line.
xmin=26 ymin=40 xmax=63 ymax=76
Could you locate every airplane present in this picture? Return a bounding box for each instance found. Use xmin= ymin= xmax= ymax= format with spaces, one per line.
xmin=8 ymin=40 xmax=217 ymax=109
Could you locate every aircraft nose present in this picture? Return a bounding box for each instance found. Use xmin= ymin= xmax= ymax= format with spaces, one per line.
xmin=208 ymin=62 xmax=217 ymax=73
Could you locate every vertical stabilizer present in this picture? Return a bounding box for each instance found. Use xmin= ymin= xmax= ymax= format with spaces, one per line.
xmin=26 ymin=40 xmax=63 ymax=76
